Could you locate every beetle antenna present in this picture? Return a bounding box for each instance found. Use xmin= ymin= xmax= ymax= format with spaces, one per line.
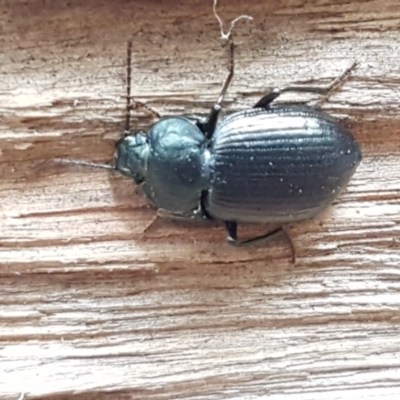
xmin=124 ymin=39 xmax=133 ymax=137
xmin=213 ymin=0 xmax=253 ymax=41
xmin=123 ymin=39 xmax=161 ymax=134
xmin=54 ymin=158 xmax=116 ymax=171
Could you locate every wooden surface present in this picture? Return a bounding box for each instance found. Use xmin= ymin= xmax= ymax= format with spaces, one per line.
xmin=1 ymin=0 xmax=400 ymax=398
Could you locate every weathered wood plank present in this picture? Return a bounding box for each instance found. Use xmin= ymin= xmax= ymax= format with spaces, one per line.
xmin=1 ymin=0 xmax=400 ymax=399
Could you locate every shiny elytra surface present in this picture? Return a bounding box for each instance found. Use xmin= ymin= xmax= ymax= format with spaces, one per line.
xmin=206 ymin=105 xmax=361 ymax=223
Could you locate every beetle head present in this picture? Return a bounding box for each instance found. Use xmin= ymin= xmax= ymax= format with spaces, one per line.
xmin=115 ymin=134 xmax=149 ymax=183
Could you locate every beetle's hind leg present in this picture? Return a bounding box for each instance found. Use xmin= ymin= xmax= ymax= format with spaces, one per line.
xmin=225 ymin=221 xmax=296 ymax=263
xmin=253 ymin=62 xmax=357 ymax=109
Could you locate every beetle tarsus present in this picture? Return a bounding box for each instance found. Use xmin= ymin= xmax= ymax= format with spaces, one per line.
xmin=225 ymin=221 xmax=296 ymax=263
xmin=140 ymin=213 xmax=159 ymax=238
xmin=323 ymin=61 xmax=357 ymax=94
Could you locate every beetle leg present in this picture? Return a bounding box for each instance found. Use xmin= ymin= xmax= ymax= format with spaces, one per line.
xmin=140 ymin=214 xmax=159 ymax=237
xmin=198 ymin=39 xmax=235 ymax=139
xmin=225 ymin=222 xmax=296 ymax=263
xmin=253 ymin=62 xmax=357 ymax=109
xmin=200 ymin=1 xmax=251 ymax=138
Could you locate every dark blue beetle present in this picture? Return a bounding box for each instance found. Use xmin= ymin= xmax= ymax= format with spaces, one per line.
xmin=115 ymin=39 xmax=361 ymax=260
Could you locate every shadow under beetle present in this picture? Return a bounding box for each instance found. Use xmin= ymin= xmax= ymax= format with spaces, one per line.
xmin=113 ymin=36 xmax=361 ymax=262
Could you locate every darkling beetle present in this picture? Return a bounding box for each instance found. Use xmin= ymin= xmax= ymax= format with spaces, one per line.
xmin=61 ymin=2 xmax=361 ymax=262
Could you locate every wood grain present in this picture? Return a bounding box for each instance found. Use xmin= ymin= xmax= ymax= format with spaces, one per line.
xmin=1 ymin=0 xmax=400 ymax=399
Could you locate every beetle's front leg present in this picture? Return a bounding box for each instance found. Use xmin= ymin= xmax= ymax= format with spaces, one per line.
xmin=225 ymin=221 xmax=297 ymax=263
xmin=253 ymin=62 xmax=357 ymax=109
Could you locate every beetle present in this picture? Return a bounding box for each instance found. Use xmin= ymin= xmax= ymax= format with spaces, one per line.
xmin=59 ymin=6 xmax=361 ymax=262
xmin=113 ymin=36 xmax=361 ymax=261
